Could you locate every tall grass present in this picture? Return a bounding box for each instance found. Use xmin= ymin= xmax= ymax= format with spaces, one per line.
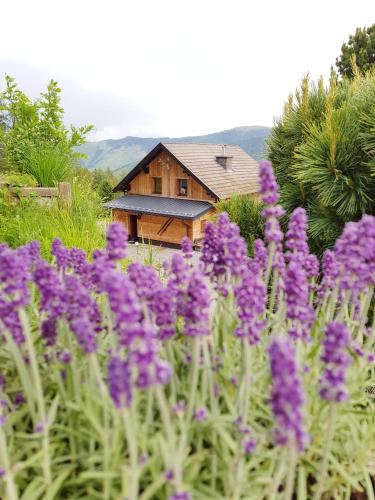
xmin=0 ymin=175 xmax=106 ymax=257
xmin=24 ymin=145 xmax=73 ymax=187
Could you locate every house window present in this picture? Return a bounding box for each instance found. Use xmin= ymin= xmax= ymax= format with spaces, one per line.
xmin=178 ymin=179 xmax=188 ymax=196
xmin=153 ymin=177 xmax=162 ymax=194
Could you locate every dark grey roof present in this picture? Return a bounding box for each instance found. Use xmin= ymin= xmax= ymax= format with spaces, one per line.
xmin=104 ymin=195 xmax=213 ymax=220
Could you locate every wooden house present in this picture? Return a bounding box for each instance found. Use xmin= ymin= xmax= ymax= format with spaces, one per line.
xmin=105 ymin=142 xmax=259 ymax=246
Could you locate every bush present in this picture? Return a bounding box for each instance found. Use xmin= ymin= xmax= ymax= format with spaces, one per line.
xmin=267 ymin=71 xmax=375 ymax=254
xmin=0 ymin=171 xmax=37 ymax=187
xmin=216 ymin=194 xmax=264 ymax=253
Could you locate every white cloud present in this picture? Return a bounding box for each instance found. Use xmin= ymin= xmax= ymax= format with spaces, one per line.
xmin=1 ymin=0 xmax=374 ymax=138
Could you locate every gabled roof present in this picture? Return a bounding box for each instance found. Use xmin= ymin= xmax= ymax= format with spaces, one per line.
xmin=104 ymin=195 xmax=213 ymax=220
xmin=114 ymin=142 xmax=259 ymax=200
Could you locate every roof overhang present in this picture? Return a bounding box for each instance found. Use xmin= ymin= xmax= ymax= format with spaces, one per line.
xmin=104 ymin=194 xmax=214 ymax=220
xmin=113 ymin=142 xmax=220 ymax=201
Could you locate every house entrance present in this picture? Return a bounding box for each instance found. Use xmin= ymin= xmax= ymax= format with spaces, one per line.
xmin=129 ymin=215 xmax=138 ymax=241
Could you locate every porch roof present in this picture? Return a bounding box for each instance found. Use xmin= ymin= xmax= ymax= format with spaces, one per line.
xmin=104 ymin=194 xmax=213 ymax=220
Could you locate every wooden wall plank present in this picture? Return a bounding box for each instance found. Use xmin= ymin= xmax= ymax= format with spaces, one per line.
xmin=129 ymin=150 xmax=215 ymax=202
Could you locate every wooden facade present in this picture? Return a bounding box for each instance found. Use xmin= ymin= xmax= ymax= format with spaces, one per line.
xmin=107 ymin=142 xmax=259 ymax=247
xmin=127 ymin=150 xmax=216 ymax=202
xmin=112 ymin=207 xmax=215 ymax=245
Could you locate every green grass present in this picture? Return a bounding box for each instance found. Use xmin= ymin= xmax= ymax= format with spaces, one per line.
xmin=0 ymin=175 xmax=106 ymax=257
xmin=24 ymin=145 xmax=73 ymax=187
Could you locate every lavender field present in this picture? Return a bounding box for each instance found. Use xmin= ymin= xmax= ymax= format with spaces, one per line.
xmin=0 ymin=161 xmax=374 ymax=499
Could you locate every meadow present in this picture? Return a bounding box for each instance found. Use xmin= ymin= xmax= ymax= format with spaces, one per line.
xmin=0 ymin=161 xmax=374 ymax=499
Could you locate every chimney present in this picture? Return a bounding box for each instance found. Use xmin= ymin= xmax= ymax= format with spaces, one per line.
xmin=216 ymin=144 xmax=233 ymax=171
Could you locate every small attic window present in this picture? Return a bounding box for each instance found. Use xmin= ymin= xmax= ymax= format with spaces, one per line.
xmin=153 ymin=177 xmax=162 ymax=194
xmin=178 ymin=179 xmax=188 ymax=196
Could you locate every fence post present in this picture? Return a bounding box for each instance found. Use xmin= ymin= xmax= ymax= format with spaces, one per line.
xmin=58 ymin=182 xmax=72 ymax=208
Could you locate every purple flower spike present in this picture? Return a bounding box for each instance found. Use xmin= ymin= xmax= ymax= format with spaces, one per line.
xmin=0 ymin=246 xmax=31 ymax=344
xmin=244 ymin=438 xmax=257 ymax=455
xmin=51 ymin=238 xmax=70 ymax=272
xmin=127 ymin=263 xmax=161 ymax=303
xmin=172 ymin=401 xmax=185 ymax=415
xmin=268 ymin=338 xmax=309 ymax=452
xmin=181 ymin=236 xmax=193 ymax=259
xmin=333 ymin=215 xmax=375 ymax=297
xmin=285 ymin=208 xmax=309 ymax=258
xmin=285 ymin=260 xmax=314 ymax=341
xmin=319 ymin=322 xmax=352 ymax=403
xmin=259 ymin=160 xmax=279 ymax=205
xmin=182 ymin=271 xmax=210 ymax=337
xmin=165 ymin=469 xmax=174 ymax=481
xmin=107 ymin=356 xmax=132 ymax=408
xmin=106 ymin=223 xmax=128 ymax=261
xmin=254 ymin=239 xmax=267 ymax=270
xmin=169 ymin=492 xmax=192 ymax=500
xmin=150 ymin=286 xmax=176 ymax=340
xmin=70 ymin=318 xmax=97 ymax=354
xmin=14 ymin=393 xmax=25 ymax=406
xmin=234 ymin=263 xmax=266 ymax=345
xmin=195 ymin=407 xmax=208 ymax=422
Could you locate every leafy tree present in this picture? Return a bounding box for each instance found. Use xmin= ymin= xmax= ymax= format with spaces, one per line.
xmin=91 ymin=169 xmax=117 ymax=201
xmin=267 ymin=71 xmax=375 ymax=254
xmin=336 ymin=24 xmax=375 ymax=78
xmin=0 ymin=75 xmax=93 ymax=171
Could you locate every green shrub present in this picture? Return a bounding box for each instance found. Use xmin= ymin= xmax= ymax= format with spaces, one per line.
xmin=216 ymin=194 xmax=264 ymax=254
xmin=0 ymin=171 xmax=37 ymax=187
xmin=267 ymin=71 xmax=375 ymax=255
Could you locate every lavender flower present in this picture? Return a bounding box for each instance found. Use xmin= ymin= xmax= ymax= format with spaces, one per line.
xmin=127 ymin=262 xmax=161 ymax=303
xmin=317 ymin=250 xmax=339 ymax=302
xmin=107 ymin=356 xmax=132 ymax=408
xmin=169 ymin=492 xmax=192 ymax=500
xmin=181 ymin=236 xmax=193 ymax=259
xmin=41 ymin=317 xmax=58 ymax=346
xmin=64 ymin=274 xmax=102 ymax=352
xmin=200 ymin=212 xmax=248 ymax=290
xmin=195 ymin=407 xmax=208 ymax=422
xmin=70 ymin=318 xmax=97 ymax=354
xmin=333 ymin=215 xmax=375 ymax=296
xmin=0 ymin=247 xmax=31 ymax=344
xmin=259 ymin=160 xmax=279 ymax=205
xmin=285 ymin=260 xmax=314 ymax=341
xmin=104 ymin=270 xmax=172 ymax=390
xmin=319 ymin=322 xmax=352 ymax=402
xmin=285 ymin=208 xmax=308 ymax=258
xmin=51 ymin=238 xmax=70 ymax=272
xmin=106 ymin=223 xmax=128 ymax=261
xmin=34 ymin=260 xmax=65 ymax=320
xmin=104 ymin=271 xmax=144 ymax=346
xmin=234 ymin=263 xmax=266 ymax=345
xmin=182 ymin=271 xmax=210 ymax=337
xmin=268 ymin=338 xmax=309 ymax=452
xmin=150 ymin=286 xmax=176 ymax=340
xmin=254 ymin=239 xmax=267 ymax=270
xmin=243 ymin=437 xmax=257 ymax=455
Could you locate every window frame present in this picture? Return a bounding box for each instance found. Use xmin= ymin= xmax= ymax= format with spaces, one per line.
xmin=153 ymin=177 xmax=162 ymax=195
xmin=177 ymin=178 xmax=188 ymax=196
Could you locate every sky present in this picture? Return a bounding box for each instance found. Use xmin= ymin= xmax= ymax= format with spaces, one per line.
xmin=1 ymin=0 xmax=374 ymax=141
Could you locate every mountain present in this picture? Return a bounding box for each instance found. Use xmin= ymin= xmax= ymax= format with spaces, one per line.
xmin=78 ymin=126 xmax=271 ymax=175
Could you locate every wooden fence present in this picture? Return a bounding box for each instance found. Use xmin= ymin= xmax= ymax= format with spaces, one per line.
xmin=0 ymin=182 xmax=72 ymax=208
